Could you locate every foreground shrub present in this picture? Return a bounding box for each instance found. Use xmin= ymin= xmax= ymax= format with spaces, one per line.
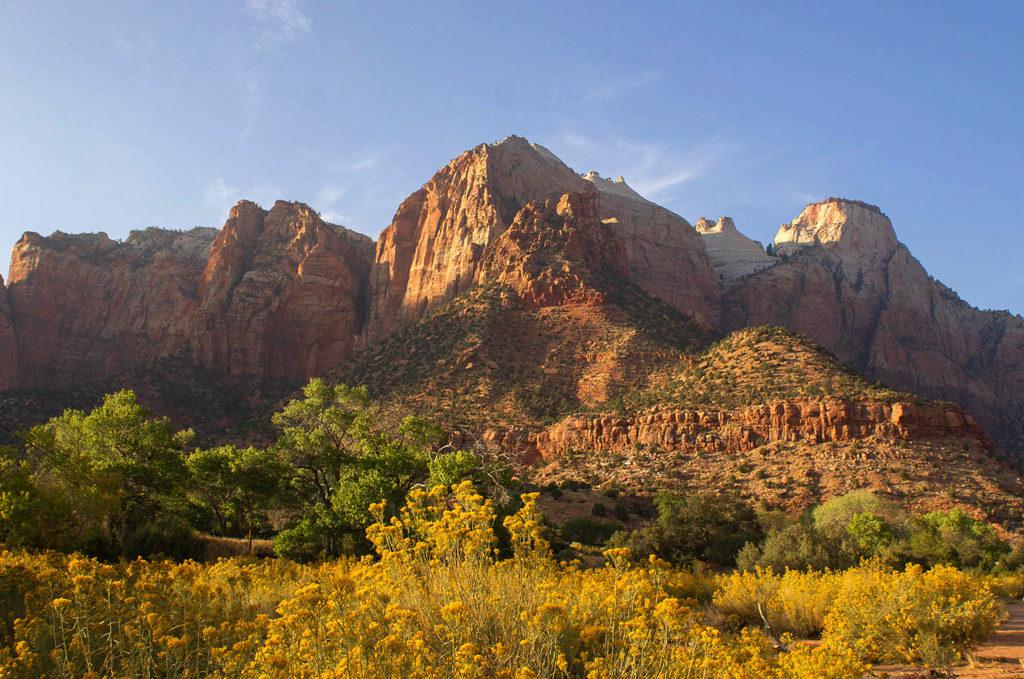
xmin=824 ymin=563 xmax=1001 ymax=666
xmin=714 ymin=567 xmax=842 ymax=638
xmin=0 ymin=483 xmax=869 ymax=679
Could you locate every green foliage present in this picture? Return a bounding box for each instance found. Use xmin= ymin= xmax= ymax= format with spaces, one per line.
xmin=812 ymin=490 xmax=908 ymax=531
xmin=428 ymin=450 xmax=480 ymax=488
xmin=559 ymin=517 xmax=620 ymax=546
xmin=908 ymin=507 xmax=1010 ymax=570
xmin=651 ymin=490 xmax=763 ymax=566
xmin=187 ymin=445 xmax=289 ymax=544
xmin=2 ymin=391 xmax=193 ymax=558
xmin=845 ymin=513 xmax=896 ymax=554
xmin=271 ymin=379 xmax=483 ymax=560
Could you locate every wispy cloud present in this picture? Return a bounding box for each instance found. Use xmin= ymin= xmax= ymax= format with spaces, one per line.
xmin=203 ymin=178 xmax=282 ymax=224
xmin=239 ymin=72 xmax=260 ymax=143
xmin=245 ymin=0 xmax=312 ymax=50
xmin=296 ymin=146 xmax=412 ymax=233
xmin=559 ymin=133 xmax=736 ymax=204
xmin=583 ymin=70 xmax=663 ymax=104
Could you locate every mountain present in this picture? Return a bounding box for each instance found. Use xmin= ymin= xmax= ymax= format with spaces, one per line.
xmin=2 ymin=201 xmax=373 ymax=390
xmin=365 ymin=135 xmax=719 ymax=345
xmin=721 ymin=199 xmax=1024 ymax=455
xmin=0 ymin=136 xmax=1023 ymax=469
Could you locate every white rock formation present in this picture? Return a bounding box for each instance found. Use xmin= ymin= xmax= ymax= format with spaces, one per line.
xmin=695 ymin=217 xmax=775 ymax=280
xmin=580 ymin=171 xmax=652 ymax=203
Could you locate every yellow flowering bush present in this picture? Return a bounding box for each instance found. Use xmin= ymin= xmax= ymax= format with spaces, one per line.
xmin=3 ymin=482 xmax=1003 ymax=678
xmin=714 ymin=567 xmax=842 ymax=637
xmin=823 ymin=563 xmax=1001 ymax=666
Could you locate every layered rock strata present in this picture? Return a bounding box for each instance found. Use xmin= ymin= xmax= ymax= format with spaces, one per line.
xmin=722 ymin=198 xmax=1024 ymax=452
xmin=3 ymin=201 xmax=373 ymax=389
xmin=447 ymin=399 xmax=991 ymax=463
xmin=532 ymin=400 xmax=991 ymax=460
xmin=695 ymin=217 xmax=774 ymax=280
xmin=366 ymin=136 xmax=720 ymax=343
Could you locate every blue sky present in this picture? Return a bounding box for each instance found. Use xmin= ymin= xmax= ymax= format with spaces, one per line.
xmin=2 ymin=1 xmax=1023 ymax=312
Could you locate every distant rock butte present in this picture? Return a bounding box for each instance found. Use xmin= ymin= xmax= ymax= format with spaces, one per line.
xmin=4 ymin=201 xmax=373 ymax=389
xmin=723 ymin=198 xmax=1024 ymax=453
xmin=695 ymin=217 xmax=775 ymax=280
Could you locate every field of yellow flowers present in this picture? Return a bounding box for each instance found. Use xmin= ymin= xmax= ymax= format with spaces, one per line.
xmin=0 ymin=483 xmax=1011 ymax=679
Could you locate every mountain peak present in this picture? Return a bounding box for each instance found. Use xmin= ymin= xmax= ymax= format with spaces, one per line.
xmin=580 ymin=171 xmax=651 ymax=203
xmin=775 ymin=198 xmax=899 ymax=260
xmin=695 ymin=217 xmax=774 ymax=280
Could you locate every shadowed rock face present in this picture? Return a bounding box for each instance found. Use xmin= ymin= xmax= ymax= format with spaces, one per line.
xmin=0 ymin=275 xmax=16 ymax=389
xmin=722 ymin=198 xmax=1024 ymax=453
xmin=7 ymin=228 xmax=216 ymax=389
xmin=195 ymin=200 xmax=372 ymax=382
xmin=3 ymin=201 xmax=373 ymax=389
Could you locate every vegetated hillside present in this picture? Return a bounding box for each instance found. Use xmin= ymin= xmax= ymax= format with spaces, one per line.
xmin=336 ymin=282 xmax=1024 ymax=524
xmin=619 ymin=325 xmax=918 ymax=412
xmin=334 ymin=277 xmax=714 ymax=431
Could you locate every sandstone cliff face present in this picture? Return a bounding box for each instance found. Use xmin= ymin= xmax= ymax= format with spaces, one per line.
xmin=366 ymin=136 xmax=591 ymax=344
xmin=477 ymin=192 xmax=617 ymax=308
xmin=532 ymin=400 xmax=991 ymax=460
xmin=0 ymin=276 xmax=17 ymax=390
xmin=7 ymin=228 xmax=216 ymax=389
xmin=723 ymin=198 xmax=1024 ymax=453
xmin=367 ymin=137 xmax=719 ymax=343
xmin=3 ymin=201 xmax=373 ymax=389
xmin=696 ymin=216 xmax=774 ymax=280
xmin=195 ymin=200 xmax=371 ymax=382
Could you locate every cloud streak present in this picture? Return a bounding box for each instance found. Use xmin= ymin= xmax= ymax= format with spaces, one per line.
xmin=245 ymin=0 xmax=312 ymax=49
xmin=559 ymin=133 xmax=736 ymax=205
xmin=583 ymin=70 xmax=663 ymax=104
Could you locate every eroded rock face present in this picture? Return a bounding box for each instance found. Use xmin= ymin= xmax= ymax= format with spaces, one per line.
xmin=3 ymin=201 xmax=373 ymax=389
xmin=195 ymin=200 xmax=371 ymax=381
xmin=477 ymin=192 xmax=616 ymax=308
xmin=365 ymin=136 xmax=591 ymax=344
xmin=367 ymin=137 xmax=719 ymax=342
xmin=7 ymin=228 xmax=216 ymax=388
xmin=0 ymin=275 xmax=17 ymax=390
xmin=723 ymin=198 xmax=1024 ymax=453
xmin=696 ymin=216 xmax=774 ymax=280
xmin=534 ymin=400 xmax=992 ymax=460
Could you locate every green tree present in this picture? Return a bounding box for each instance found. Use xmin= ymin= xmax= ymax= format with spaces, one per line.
xmin=271 ymin=379 xmax=471 ymax=559
xmin=187 ymin=445 xmax=288 ymax=550
xmin=12 ymin=391 xmax=192 ymax=557
xmin=651 ymin=490 xmax=763 ymax=565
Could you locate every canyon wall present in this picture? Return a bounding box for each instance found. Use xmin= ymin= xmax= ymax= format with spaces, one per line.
xmin=722 ymin=199 xmax=1024 ymax=452
xmin=3 ymin=201 xmax=373 ymax=389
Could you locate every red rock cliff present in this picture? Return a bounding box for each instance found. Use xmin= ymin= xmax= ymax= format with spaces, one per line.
xmin=7 ymin=228 xmax=215 ymax=388
xmin=366 ymin=136 xmax=719 ymax=343
xmin=195 ymin=200 xmax=371 ymax=381
xmin=0 ymin=275 xmax=17 ymax=389
xmin=723 ymin=199 xmax=1024 ymax=453
xmin=532 ymin=400 xmax=991 ymax=459
xmin=4 ymin=201 xmax=373 ymax=389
